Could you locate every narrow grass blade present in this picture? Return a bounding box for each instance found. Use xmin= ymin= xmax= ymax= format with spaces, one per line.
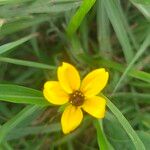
xmin=104 ymin=0 xmax=134 ymax=63
xmin=7 ymin=123 xmax=61 ymax=140
xmin=0 ymin=141 xmax=13 ymax=150
xmin=27 ymin=0 xmax=81 ymax=14
xmin=67 ymin=0 xmax=96 ymax=36
xmin=0 ymin=84 xmax=49 ymax=106
xmin=112 ymin=92 xmax=150 ymax=104
xmin=114 ymin=0 xmax=139 ymax=50
xmin=131 ymin=0 xmax=150 ymax=20
xmin=0 ymin=17 xmax=49 ymax=36
xmin=99 ymin=59 xmax=150 ymax=83
xmin=103 ymin=95 xmax=145 ymax=150
xmin=97 ymin=0 xmax=112 ymax=56
xmin=112 ymin=33 xmax=150 ymax=94
xmin=94 ymin=120 xmax=108 ymax=150
xmin=0 ymin=19 xmax=5 ymax=29
xmin=131 ymin=0 xmax=150 ymax=5
xmin=0 ymin=0 xmax=32 ymax=5
xmin=0 ymin=57 xmax=56 ymax=70
xmin=0 ymin=105 xmax=41 ymax=143
xmin=80 ymin=17 xmax=89 ymax=52
xmin=0 ymin=34 xmax=37 ymax=55
xmin=81 ymin=55 xmax=150 ymax=83
xmin=0 ymin=0 xmax=81 ymax=19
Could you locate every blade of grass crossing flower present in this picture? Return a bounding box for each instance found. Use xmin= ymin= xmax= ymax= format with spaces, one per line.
xmin=112 ymin=33 xmax=150 ymax=94
xmin=104 ymin=0 xmax=134 ymax=63
xmin=0 ymin=84 xmax=49 ymax=106
xmin=0 ymin=34 xmax=37 ymax=55
xmin=0 ymin=105 xmax=41 ymax=143
xmin=103 ymin=95 xmax=145 ymax=150
xmin=67 ymin=0 xmax=96 ymax=36
xmin=0 ymin=57 xmax=56 ymax=70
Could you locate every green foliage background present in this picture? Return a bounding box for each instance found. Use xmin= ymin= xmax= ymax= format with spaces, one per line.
xmin=0 ymin=0 xmax=150 ymax=149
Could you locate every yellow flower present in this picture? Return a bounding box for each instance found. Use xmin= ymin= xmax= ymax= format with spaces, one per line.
xmin=43 ymin=62 xmax=109 ymax=134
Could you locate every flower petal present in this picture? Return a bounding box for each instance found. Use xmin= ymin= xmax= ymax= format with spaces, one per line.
xmin=43 ymin=81 xmax=69 ymax=105
xmin=58 ymin=62 xmax=80 ymax=93
xmin=81 ymin=68 xmax=109 ymax=97
xmin=82 ymin=96 xmax=106 ymax=118
xmin=61 ymin=105 xmax=83 ymax=134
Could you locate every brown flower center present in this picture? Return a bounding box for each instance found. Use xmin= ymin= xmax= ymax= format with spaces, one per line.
xmin=69 ymin=90 xmax=85 ymax=106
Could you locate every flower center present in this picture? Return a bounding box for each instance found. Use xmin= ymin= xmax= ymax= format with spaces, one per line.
xmin=69 ymin=90 xmax=85 ymax=106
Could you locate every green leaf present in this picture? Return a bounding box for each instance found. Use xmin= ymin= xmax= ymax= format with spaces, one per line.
xmin=114 ymin=0 xmax=139 ymax=50
xmin=0 ymin=0 xmax=81 ymax=18
xmin=0 ymin=141 xmax=13 ymax=150
xmin=67 ymin=0 xmax=96 ymax=36
xmin=7 ymin=123 xmax=61 ymax=140
xmin=137 ymin=131 xmax=150 ymax=149
xmin=104 ymin=112 xmax=134 ymax=150
xmin=0 ymin=0 xmax=32 ymax=5
xmin=103 ymin=95 xmax=145 ymax=150
xmin=104 ymin=0 xmax=134 ymax=63
xmin=81 ymin=55 xmax=150 ymax=83
xmin=97 ymin=0 xmax=112 ymax=56
xmin=94 ymin=120 xmax=109 ymax=150
xmin=99 ymin=59 xmax=150 ymax=83
xmin=131 ymin=1 xmax=150 ymax=20
xmin=131 ymin=0 xmax=150 ymax=5
xmin=0 ymin=17 xmax=49 ymax=36
xmin=0 ymin=34 xmax=37 ymax=55
xmin=112 ymin=33 xmax=150 ymax=94
xmin=0 ymin=19 xmax=5 ymax=29
xmin=0 ymin=105 xmax=41 ymax=143
xmin=0 ymin=84 xmax=49 ymax=106
xmin=0 ymin=57 xmax=56 ymax=70
xmin=112 ymin=92 xmax=150 ymax=104
xmin=27 ymin=0 xmax=81 ymax=14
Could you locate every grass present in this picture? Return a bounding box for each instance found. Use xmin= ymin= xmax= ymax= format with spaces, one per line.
xmin=0 ymin=0 xmax=150 ymax=149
